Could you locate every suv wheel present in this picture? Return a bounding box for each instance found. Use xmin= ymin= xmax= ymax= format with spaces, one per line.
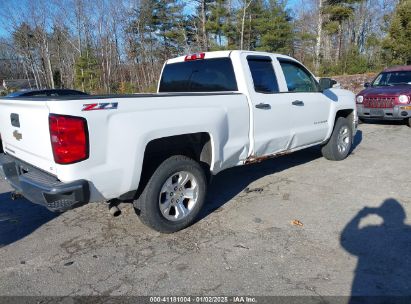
xmin=406 ymin=118 xmax=411 ymax=128
xmin=134 ymin=155 xmax=207 ymax=233
xmin=321 ymin=117 xmax=353 ymax=161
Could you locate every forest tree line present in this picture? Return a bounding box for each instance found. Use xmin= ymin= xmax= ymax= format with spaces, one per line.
xmin=0 ymin=0 xmax=409 ymax=94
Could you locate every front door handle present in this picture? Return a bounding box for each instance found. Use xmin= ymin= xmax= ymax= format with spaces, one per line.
xmin=292 ymin=100 xmax=304 ymax=106
xmin=255 ymin=103 xmax=271 ymax=110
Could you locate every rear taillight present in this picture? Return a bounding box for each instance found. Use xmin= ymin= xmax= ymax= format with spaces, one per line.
xmin=49 ymin=114 xmax=89 ymax=164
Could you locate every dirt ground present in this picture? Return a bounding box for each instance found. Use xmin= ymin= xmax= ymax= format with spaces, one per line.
xmin=332 ymin=73 xmax=377 ymax=94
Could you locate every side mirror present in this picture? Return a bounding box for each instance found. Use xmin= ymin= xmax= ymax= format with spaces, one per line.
xmin=319 ymin=78 xmax=336 ymax=91
xmin=364 ymin=82 xmax=370 ymax=88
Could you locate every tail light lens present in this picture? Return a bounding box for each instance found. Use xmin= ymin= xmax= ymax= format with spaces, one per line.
xmin=49 ymin=114 xmax=89 ymax=164
xmin=184 ymin=53 xmax=205 ymax=61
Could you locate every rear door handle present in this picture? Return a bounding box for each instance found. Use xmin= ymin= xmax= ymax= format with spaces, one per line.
xmin=255 ymin=103 xmax=271 ymax=110
xmin=292 ymin=100 xmax=304 ymax=106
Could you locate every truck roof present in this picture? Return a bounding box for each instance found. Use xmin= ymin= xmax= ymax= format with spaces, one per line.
xmin=383 ymin=65 xmax=411 ymax=72
xmin=166 ymin=50 xmax=296 ymax=64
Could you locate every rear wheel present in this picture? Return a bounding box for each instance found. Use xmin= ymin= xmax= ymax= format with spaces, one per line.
xmin=134 ymin=155 xmax=207 ymax=233
xmin=321 ymin=117 xmax=353 ymax=161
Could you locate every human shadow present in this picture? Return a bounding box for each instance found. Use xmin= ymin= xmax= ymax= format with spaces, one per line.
xmin=340 ymin=199 xmax=411 ymax=304
xmin=0 ymin=192 xmax=57 ymax=247
xmin=199 ymin=145 xmax=323 ymax=220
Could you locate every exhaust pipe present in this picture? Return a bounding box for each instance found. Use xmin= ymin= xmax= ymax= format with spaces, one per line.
xmin=107 ymin=199 xmax=121 ymax=217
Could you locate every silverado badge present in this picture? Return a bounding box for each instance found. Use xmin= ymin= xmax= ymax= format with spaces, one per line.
xmin=13 ymin=130 xmax=22 ymax=141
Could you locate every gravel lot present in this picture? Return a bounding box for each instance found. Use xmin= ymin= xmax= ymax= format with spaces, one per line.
xmin=0 ymin=122 xmax=410 ymax=298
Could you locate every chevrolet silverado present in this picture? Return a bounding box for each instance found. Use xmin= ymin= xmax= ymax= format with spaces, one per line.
xmin=0 ymin=51 xmax=357 ymax=232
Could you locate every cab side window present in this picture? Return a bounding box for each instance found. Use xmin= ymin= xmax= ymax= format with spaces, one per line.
xmin=279 ymin=60 xmax=319 ymax=93
xmin=247 ymin=56 xmax=279 ymax=94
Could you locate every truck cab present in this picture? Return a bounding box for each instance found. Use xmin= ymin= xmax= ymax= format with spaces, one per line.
xmin=160 ymin=51 xmax=356 ymax=159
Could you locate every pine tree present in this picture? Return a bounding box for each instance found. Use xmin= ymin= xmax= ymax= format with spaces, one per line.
xmin=253 ymin=1 xmax=294 ymax=54
xmin=75 ymin=47 xmax=100 ymax=93
xmin=322 ymin=0 xmax=363 ymax=60
xmin=222 ymin=0 xmax=237 ymax=49
xmin=382 ymin=0 xmax=411 ymax=65
xmin=152 ymin=0 xmax=186 ymax=58
xmin=206 ymin=0 xmax=229 ymax=49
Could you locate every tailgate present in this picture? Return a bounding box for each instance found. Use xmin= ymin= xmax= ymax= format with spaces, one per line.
xmin=0 ymin=99 xmax=56 ymax=175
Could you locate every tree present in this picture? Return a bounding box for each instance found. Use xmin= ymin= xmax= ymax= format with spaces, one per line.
xmin=206 ymin=0 xmax=230 ymax=49
xmin=254 ymin=1 xmax=294 ymax=54
xmin=0 ymin=0 xmax=404 ymax=92
xmin=152 ymin=0 xmax=186 ymax=58
xmin=382 ymin=0 xmax=411 ymax=65
xmin=192 ymin=0 xmax=214 ymax=51
xmin=315 ymin=0 xmax=324 ymax=73
xmin=75 ymin=47 xmax=100 ymax=92
xmin=322 ymin=0 xmax=362 ymax=60
xmin=240 ymin=0 xmax=253 ymax=50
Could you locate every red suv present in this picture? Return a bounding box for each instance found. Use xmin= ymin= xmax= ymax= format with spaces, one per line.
xmin=356 ymin=65 xmax=411 ymax=127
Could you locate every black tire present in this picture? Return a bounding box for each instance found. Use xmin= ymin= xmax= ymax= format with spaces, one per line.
xmin=406 ymin=118 xmax=411 ymax=128
xmin=321 ymin=117 xmax=353 ymax=161
xmin=358 ymin=117 xmax=364 ymax=124
xmin=134 ymin=155 xmax=207 ymax=233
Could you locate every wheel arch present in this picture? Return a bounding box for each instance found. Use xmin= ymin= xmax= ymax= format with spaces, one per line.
xmin=134 ymin=132 xmax=214 ymax=200
xmin=326 ymin=108 xmax=355 ymax=140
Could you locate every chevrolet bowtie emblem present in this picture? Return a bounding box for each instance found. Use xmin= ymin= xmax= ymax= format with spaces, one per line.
xmin=13 ymin=130 xmax=22 ymax=141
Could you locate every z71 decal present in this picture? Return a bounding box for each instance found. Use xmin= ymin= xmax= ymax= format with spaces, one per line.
xmin=82 ymin=102 xmax=118 ymax=111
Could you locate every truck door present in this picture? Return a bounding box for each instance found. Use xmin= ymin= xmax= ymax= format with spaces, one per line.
xmin=244 ymin=55 xmax=295 ymax=157
xmin=277 ymin=58 xmax=330 ymax=148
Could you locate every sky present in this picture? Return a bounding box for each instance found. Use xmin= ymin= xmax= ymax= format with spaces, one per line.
xmin=286 ymin=0 xmax=299 ymax=8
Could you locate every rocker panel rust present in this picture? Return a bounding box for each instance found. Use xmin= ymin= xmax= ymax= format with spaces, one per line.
xmin=245 ymin=150 xmax=291 ymax=165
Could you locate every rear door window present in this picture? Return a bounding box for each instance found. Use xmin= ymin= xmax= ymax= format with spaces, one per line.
xmin=247 ymin=56 xmax=279 ymax=93
xmin=159 ymin=58 xmax=238 ymax=92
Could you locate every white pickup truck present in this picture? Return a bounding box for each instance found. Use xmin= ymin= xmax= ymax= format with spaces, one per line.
xmin=0 ymin=51 xmax=357 ymax=232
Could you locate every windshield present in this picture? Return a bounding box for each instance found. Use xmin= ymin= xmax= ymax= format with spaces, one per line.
xmin=372 ymin=71 xmax=411 ymax=87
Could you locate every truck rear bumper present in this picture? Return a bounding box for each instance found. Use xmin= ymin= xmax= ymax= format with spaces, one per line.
xmin=357 ymin=105 xmax=411 ymax=120
xmin=0 ymin=153 xmax=89 ymax=212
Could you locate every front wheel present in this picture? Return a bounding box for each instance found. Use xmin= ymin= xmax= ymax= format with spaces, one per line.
xmin=134 ymin=155 xmax=207 ymax=233
xmin=321 ymin=117 xmax=353 ymax=161
xmin=406 ymin=117 xmax=411 ymax=128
